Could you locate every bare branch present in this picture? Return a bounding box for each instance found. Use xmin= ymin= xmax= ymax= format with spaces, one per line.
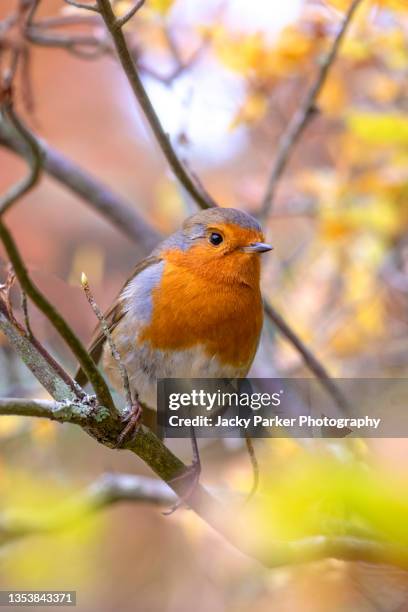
xmin=0 ymin=119 xmax=161 ymax=251
xmin=0 ymin=397 xmax=92 ymax=423
xmin=96 ymin=0 xmax=217 ymax=210
xmin=115 ymin=0 xmax=145 ymax=29
xmin=0 ymin=104 xmax=42 ymax=215
xmin=26 ymin=28 xmax=111 ymax=58
xmin=0 ymin=472 xmax=175 ymax=546
xmin=0 ymin=307 xmax=77 ymax=401
xmin=0 ymin=423 xmax=406 ymax=571
xmin=0 ymin=475 xmax=170 ymax=542
xmin=259 ymin=0 xmax=364 ymax=219
xmin=0 ymin=294 xmax=84 ymax=399
xmin=64 ymin=0 xmax=99 ymax=13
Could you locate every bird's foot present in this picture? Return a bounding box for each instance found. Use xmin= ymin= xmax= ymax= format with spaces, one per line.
xmin=116 ymin=400 xmax=143 ymax=447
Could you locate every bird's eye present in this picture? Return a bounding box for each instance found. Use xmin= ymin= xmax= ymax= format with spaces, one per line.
xmin=209 ymin=232 xmax=223 ymax=246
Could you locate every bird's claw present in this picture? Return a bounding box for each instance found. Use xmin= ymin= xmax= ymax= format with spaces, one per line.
xmin=116 ymin=400 xmax=143 ymax=447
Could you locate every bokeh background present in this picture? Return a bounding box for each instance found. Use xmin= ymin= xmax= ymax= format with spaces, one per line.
xmin=0 ymin=0 xmax=408 ymax=610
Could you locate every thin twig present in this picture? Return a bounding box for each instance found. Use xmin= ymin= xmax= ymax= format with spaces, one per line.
xmin=96 ymin=0 xmax=217 ymax=210
xmin=115 ymin=0 xmax=145 ymax=29
xmin=31 ymin=15 xmax=100 ymax=28
xmin=20 ymin=290 xmax=33 ymax=338
xmin=0 ymin=104 xmax=42 ymax=215
xmin=81 ymin=272 xmax=133 ymax=411
xmin=64 ymin=0 xmax=99 ymax=13
xmin=259 ymin=0 xmax=364 ymax=220
xmin=26 ymin=28 xmax=111 ymax=58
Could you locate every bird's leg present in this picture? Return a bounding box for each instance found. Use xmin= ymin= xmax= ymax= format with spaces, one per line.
xmin=164 ymin=425 xmax=201 ymax=515
xmin=116 ymin=397 xmax=143 ymax=447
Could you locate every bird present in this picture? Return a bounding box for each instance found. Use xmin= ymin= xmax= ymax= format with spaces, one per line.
xmin=75 ymin=207 xmax=272 ymax=467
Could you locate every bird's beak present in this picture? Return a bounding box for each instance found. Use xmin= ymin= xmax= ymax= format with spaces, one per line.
xmin=242 ymin=242 xmax=273 ymax=254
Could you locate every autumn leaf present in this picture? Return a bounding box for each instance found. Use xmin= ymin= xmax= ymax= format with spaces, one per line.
xmin=347 ymin=111 xmax=408 ymax=145
xmin=149 ymin=0 xmax=174 ymax=15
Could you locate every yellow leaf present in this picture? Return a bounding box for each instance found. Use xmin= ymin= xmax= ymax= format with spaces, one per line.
xmin=214 ymin=29 xmax=267 ymax=75
xmin=150 ymin=0 xmax=174 ymax=15
xmin=320 ymin=200 xmax=401 ymax=242
xmin=327 ymin=0 xmax=408 ymax=10
xmin=347 ymin=112 xmax=408 ymax=145
xmin=230 ymin=92 xmax=268 ymax=129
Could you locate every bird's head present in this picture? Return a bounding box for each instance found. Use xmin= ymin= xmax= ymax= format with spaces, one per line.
xmin=161 ymin=208 xmax=272 ymax=287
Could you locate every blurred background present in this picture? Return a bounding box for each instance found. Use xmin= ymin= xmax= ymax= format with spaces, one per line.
xmin=0 ymin=0 xmax=408 ymax=610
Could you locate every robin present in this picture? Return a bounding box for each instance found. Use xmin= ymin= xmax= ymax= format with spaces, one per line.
xmin=76 ymin=207 xmax=272 ymax=459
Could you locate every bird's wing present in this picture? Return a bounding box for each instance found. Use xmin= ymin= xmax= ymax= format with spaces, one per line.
xmin=75 ymin=255 xmax=162 ymax=387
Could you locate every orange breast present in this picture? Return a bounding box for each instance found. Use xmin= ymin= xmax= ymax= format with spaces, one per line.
xmin=139 ymin=250 xmax=264 ymax=370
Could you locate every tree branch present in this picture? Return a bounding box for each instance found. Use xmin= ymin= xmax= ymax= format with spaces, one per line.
xmin=0 ymin=103 xmax=42 ymax=215
xmin=64 ymin=0 xmax=99 ymax=12
xmin=0 ymin=308 xmax=76 ymax=401
xmin=259 ymin=0 xmax=364 ymax=219
xmin=0 ymin=397 xmax=92 ymax=422
xmin=115 ymin=0 xmax=145 ymax=29
xmin=0 ymin=422 xmax=406 ymax=572
xmin=26 ymin=28 xmax=111 ymax=59
xmin=0 ymin=472 xmax=175 ymax=546
xmin=0 ymin=297 xmax=81 ymax=400
xmin=96 ymin=0 xmax=217 ymax=210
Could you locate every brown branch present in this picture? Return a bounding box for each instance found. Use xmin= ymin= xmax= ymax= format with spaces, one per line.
xmin=26 ymin=28 xmax=111 ymax=58
xmin=0 ymin=396 xmax=92 ymax=422
xmin=0 ymin=306 xmax=78 ymax=401
xmin=115 ymin=0 xmax=145 ymax=29
xmin=96 ymin=0 xmax=217 ymax=210
xmin=64 ymin=0 xmax=99 ymax=12
xmin=0 ymin=472 xmax=175 ymax=546
xmin=259 ymin=0 xmax=364 ymax=219
xmin=1 ymin=460 xmax=408 ymax=572
xmin=0 ymin=104 xmax=42 ymax=215
xmin=0 ymin=296 xmax=83 ymax=399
